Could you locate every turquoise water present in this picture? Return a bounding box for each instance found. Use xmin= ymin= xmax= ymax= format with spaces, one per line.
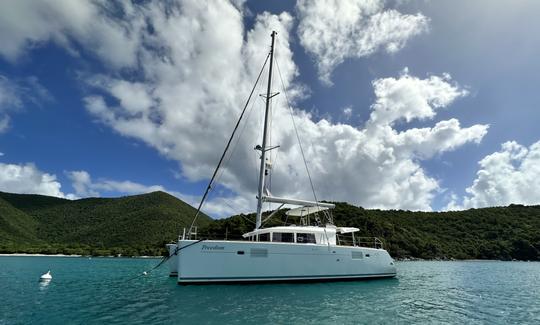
xmin=1 ymin=257 xmax=539 ymax=324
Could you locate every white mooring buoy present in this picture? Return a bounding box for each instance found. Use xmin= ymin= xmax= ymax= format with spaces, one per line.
xmin=40 ymin=270 xmax=52 ymax=282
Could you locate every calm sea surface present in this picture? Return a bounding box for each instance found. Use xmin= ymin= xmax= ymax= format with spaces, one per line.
xmin=1 ymin=257 xmax=539 ymax=324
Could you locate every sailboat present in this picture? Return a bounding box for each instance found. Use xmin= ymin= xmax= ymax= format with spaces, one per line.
xmin=167 ymin=31 xmax=396 ymax=284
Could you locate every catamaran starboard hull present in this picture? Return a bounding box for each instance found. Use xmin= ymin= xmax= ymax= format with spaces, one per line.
xmin=174 ymin=240 xmax=396 ymax=284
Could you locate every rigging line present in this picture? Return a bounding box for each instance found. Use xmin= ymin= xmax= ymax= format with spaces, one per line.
xmin=213 ymin=71 xmax=262 ymax=191
xmin=240 ymin=213 xmax=256 ymax=225
xmin=252 ymin=75 xmax=266 ymax=191
xmin=222 ymin=199 xmax=237 ymax=214
xmin=268 ymin=97 xmax=273 ymax=193
xmin=215 ymin=50 xmax=269 ymax=187
xmin=275 ymin=58 xmax=320 ymax=207
xmin=267 ymin=95 xmax=281 ymax=194
xmin=187 ymin=52 xmax=271 ymax=237
xmin=283 ymin=212 xmax=289 ymax=226
xmin=270 ymin=145 xmax=281 ymax=193
xmin=252 ymin=151 xmax=259 ymax=192
xmin=211 ymin=63 xmax=267 ymax=217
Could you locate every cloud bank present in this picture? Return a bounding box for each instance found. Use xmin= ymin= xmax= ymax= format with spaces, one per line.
xmin=0 ymin=0 xmax=142 ymax=68
xmin=67 ymin=170 xmax=167 ymax=198
xmin=297 ymin=0 xmax=428 ymax=84
xmin=78 ymin=1 xmax=485 ymax=211
xmin=447 ymin=141 xmax=540 ymax=210
xmin=0 ymin=162 xmax=74 ymax=199
xmin=0 ymin=0 xmax=489 ymax=214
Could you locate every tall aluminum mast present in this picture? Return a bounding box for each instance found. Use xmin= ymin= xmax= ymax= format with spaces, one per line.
xmin=255 ymin=31 xmax=276 ymax=230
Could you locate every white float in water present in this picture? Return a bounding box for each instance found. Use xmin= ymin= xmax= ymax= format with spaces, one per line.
xmin=39 ymin=270 xmax=52 ymax=282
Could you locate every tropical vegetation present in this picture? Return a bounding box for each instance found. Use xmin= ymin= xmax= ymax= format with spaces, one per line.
xmin=1 ymin=191 xmax=538 ymax=260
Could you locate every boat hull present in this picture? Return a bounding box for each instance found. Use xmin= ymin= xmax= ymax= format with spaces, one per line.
xmin=166 ymin=243 xmax=178 ymax=277
xmin=175 ymin=240 xmax=396 ymax=284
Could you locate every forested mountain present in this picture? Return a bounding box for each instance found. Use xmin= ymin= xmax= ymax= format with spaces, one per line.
xmin=1 ymin=190 xmax=539 ymax=260
xmin=197 ymin=203 xmax=540 ymax=261
xmin=0 ymin=191 xmax=211 ymax=256
xmin=0 ymin=197 xmax=42 ymax=245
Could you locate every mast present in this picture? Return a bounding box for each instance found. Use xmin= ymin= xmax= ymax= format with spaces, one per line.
xmin=255 ymin=31 xmax=276 ymax=229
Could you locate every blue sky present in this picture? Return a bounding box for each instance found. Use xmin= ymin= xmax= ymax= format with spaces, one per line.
xmin=1 ymin=0 xmax=540 ymax=216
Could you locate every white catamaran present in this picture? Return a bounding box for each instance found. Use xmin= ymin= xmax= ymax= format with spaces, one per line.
xmin=167 ymin=31 xmax=396 ymax=284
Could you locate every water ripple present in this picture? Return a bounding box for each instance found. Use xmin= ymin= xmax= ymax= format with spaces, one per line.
xmin=1 ymin=258 xmax=540 ymax=324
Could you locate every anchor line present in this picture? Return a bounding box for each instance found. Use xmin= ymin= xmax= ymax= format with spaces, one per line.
xmin=126 ymin=238 xmax=206 ymax=282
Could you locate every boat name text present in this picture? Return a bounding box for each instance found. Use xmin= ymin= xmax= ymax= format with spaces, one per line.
xmin=202 ymin=245 xmax=225 ymax=251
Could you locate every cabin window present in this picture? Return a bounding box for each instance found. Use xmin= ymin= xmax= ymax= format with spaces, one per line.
xmin=296 ymin=233 xmax=316 ymax=244
xmin=272 ymin=232 xmax=294 ymax=243
xmin=258 ymin=233 xmax=270 ymax=242
xmin=250 ymin=248 xmax=268 ymax=257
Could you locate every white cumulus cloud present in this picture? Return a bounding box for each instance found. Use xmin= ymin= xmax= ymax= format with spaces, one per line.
xmin=0 ymin=0 xmax=488 ymax=214
xmin=368 ymin=70 xmax=468 ymax=126
xmin=77 ymin=1 xmax=484 ymax=212
xmin=67 ymin=170 xmax=166 ymax=197
xmin=0 ymin=0 xmax=143 ymax=68
xmin=342 ymin=106 xmax=353 ymax=120
xmin=446 ymin=140 xmax=540 ymax=210
xmin=297 ymin=0 xmax=428 ymax=84
xmin=0 ymin=162 xmax=75 ymax=198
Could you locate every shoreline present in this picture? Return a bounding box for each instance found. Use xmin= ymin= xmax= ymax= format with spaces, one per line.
xmin=0 ymin=253 xmax=82 ymax=257
xmin=0 ymin=253 xmax=162 ymax=258
xmin=0 ymin=253 xmax=535 ymax=262
xmin=395 ymin=258 xmax=537 ymax=262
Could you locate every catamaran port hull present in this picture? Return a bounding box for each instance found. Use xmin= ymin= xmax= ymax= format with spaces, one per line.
xmin=166 ymin=243 xmax=178 ymax=277
xmin=174 ymin=240 xmax=396 ymax=284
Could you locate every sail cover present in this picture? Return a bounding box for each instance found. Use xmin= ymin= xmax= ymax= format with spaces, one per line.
xmin=286 ymin=206 xmax=329 ymax=217
xmin=263 ymin=196 xmax=335 ymax=208
xmin=336 ymin=227 xmax=360 ymax=234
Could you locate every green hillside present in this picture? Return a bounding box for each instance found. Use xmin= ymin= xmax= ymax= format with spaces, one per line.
xmin=0 ymin=191 xmax=211 ymax=256
xmin=1 ymin=190 xmax=539 ymax=260
xmin=197 ymin=202 xmax=540 ymax=261
xmin=332 ymin=203 xmax=540 ymax=261
xmin=0 ymin=197 xmax=42 ymax=245
xmin=0 ymin=191 xmax=69 ymax=212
